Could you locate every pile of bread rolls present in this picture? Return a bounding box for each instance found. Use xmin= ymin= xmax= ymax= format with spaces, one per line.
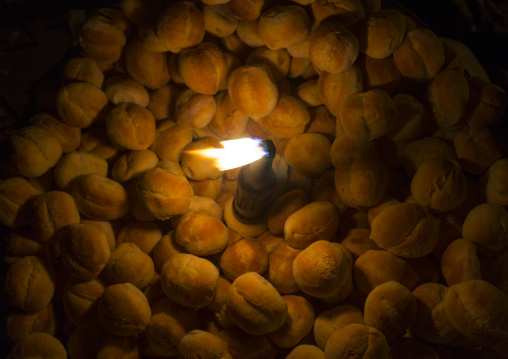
xmin=1 ymin=0 xmax=508 ymax=358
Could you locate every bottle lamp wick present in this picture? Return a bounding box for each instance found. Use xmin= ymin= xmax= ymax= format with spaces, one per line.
xmin=232 ymin=139 xmax=277 ymax=224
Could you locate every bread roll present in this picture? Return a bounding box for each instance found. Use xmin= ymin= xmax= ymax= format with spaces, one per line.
xmin=311 ymin=0 xmax=366 ymax=28
xmin=174 ymin=89 xmax=216 ymax=129
xmin=0 ymin=177 xmax=42 ymax=228
xmin=227 ymin=64 xmax=279 ymax=120
xmin=4 ymin=256 xmax=55 ymax=312
xmin=177 ymin=329 xmax=232 ymax=359
xmin=61 ymin=57 xmax=104 ymax=88
xmin=62 ymin=277 xmax=106 ymax=328
xmin=29 ymin=112 xmax=81 ymax=153
xmin=156 ymin=1 xmax=204 ymax=53
xmin=111 ymin=149 xmax=158 ymax=183
xmin=136 ymin=167 xmax=193 ymax=219
xmin=79 ymin=14 xmax=126 ymax=63
xmin=226 ymin=272 xmax=288 ymax=335
xmin=53 ymin=151 xmax=108 ymax=191
xmin=96 ymin=333 xmax=140 ymax=359
xmin=285 ymin=201 xmax=339 ymax=249
xmin=5 ymin=303 xmax=57 ymax=343
xmin=284 ymin=133 xmax=332 ymax=178
xmin=313 ymin=304 xmax=364 ymax=350
xmin=56 ymin=81 xmax=109 ymax=128
xmin=79 ymin=126 xmax=120 ymax=161
xmin=203 ymin=3 xmax=237 ymax=37
xmin=286 ymin=345 xmax=325 ymax=359
xmin=161 ymin=253 xmax=219 ymax=308
xmin=8 ymin=126 xmax=62 ymax=178
xmin=259 ymin=92 xmax=310 ymax=138
xmin=217 ymin=328 xmax=277 ymax=359
xmin=258 ymin=5 xmax=309 ymax=50
xmin=370 ymin=202 xmax=440 ymax=258
xmin=401 ymin=137 xmax=456 ymax=178
xmin=6 ymin=332 xmax=66 ymax=359
xmin=124 ymin=37 xmax=170 ymax=89
xmin=386 ymin=94 xmax=428 ymax=142
xmin=353 ymin=249 xmax=418 ymax=294
xmin=293 ymin=240 xmax=349 ymax=298
xmin=3 ymin=228 xmax=52 ymax=264
xmin=363 ymin=280 xmax=417 ymax=339
xmin=393 ymin=28 xmax=445 ymax=83
xmin=99 ymin=283 xmax=151 ymax=336
xmin=181 ymin=137 xmax=223 ymax=180
xmin=324 ymin=323 xmax=389 ymax=359
xmin=480 ymin=158 xmax=508 ymax=206
xmin=266 ymin=241 xmax=301 ymax=294
xmin=179 ymin=42 xmax=227 ymax=95
xmin=408 ymin=283 xmax=460 ymax=343
xmin=104 ymin=75 xmax=150 ymax=106
xmin=356 ymin=55 xmax=402 ymax=95
xmin=105 ymin=242 xmax=155 ymax=289
xmin=462 ymin=202 xmax=508 ymax=255
xmin=57 ymin=223 xmax=111 ymax=280
xmin=146 ymin=297 xmax=199 ymax=357
xmin=148 ymin=83 xmax=180 ymax=120
xmin=209 ymin=91 xmax=249 ymax=139
xmin=356 ymin=9 xmax=406 ymax=59
xmin=246 ymin=47 xmax=290 ymax=82
xmin=220 ymin=238 xmax=268 ymax=280
xmin=309 ymin=21 xmax=359 ymax=74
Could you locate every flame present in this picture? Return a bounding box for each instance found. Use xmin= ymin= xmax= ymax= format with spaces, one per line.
xmin=187 ymin=138 xmax=268 ymax=171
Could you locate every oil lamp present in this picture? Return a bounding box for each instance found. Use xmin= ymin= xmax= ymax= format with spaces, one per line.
xmin=187 ymin=138 xmax=277 ymax=224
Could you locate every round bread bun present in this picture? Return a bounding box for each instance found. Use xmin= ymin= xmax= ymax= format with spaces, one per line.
xmin=258 ymin=5 xmax=309 ymax=50
xmin=62 ymin=277 xmax=106 ymax=328
xmin=220 ymin=237 xmax=268 ymax=280
xmin=29 ymin=112 xmax=81 ymax=153
xmin=0 ymin=177 xmax=42 ymax=229
xmin=177 ymin=329 xmax=232 ymax=359
xmin=324 ymin=323 xmax=389 ymax=359
xmin=284 ymin=133 xmax=332 ymax=178
xmin=79 ymin=14 xmax=126 ymax=64
xmin=6 ymin=332 xmax=67 ymax=359
xmin=259 ymin=92 xmax=310 ymax=138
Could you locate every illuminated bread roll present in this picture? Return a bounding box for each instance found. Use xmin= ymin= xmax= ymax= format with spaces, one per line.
xmin=79 ymin=14 xmax=126 ymax=63
xmin=30 ymin=112 xmax=81 ymax=153
xmin=53 ymin=151 xmax=108 ymax=191
xmin=156 ymin=1 xmax=205 ymax=53
xmin=62 ymin=277 xmax=106 ymax=328
xmin=324 ymin=324 xmax=389 ymax=359
xmin=220 ymin=238 xmax=268 ymax=280
xmin=386 ymin=94 xmax=428 ymax=142
xmin=408 ymin=283 xmax=460 ymax=343
xmin=309 ymin=22 xmax=359 ymax=74
xmin=313 ymin=304 xmax=365 ymax=350
xmin=257 ymin=5 xmax=309 ymax=50
xmin=175 ymin=211 xmax=228 ymax=256
xmin=61 ymin=57 xmax=104 ymax=88
xmin=136 ymin=167 xmax=193 ymax=219
xmin=226 ymin=272 xmax=288 ymax=335
xmin=56 ymin=81 xmax=109 ymax=128
xmin=148 ymin=83 xmax=180 ymax=121
xmin=71 ymin=174 xmax=129 ymax=220
xmin=356 ymin=9 xmax=406 ymax=59
xmin=462 ymin=203 xmax=508 ymax=255
xmin=104 ymin=242 xmax=155 ymax=289
xmin=236 ymin=19 xmax=264 ymax=48
xmin=296 ymin=79 xmax=322 ymax=107
xmin=137 ymin=14 xmax=168 ymax=53
xmin=284 ymin=133 xmax=332 ymax=178
xmin=4 ymin=256 xmax=55 ymax=312
xmin=393 ymin=28 xmax=445 ymax=83
xmin=293 ymin=240 xmax=349 ymax=298
xmin=8 ymin=126 xmax=62 ymax=178
xmin=370 ymin=202 xmax=440 ymax=258
xmin=209 ymin=91 xmax=249 ymax=139
xmin=105 ymin=102 xmax=156 ymax=151
xmin=267 ymin=295 xmax=315 ymax=348
xmin=356 ymin=55 xmax=402 ymax=95
xmin=161 ymin=253 xmax=219 ymax=308
xmin=179 ymin=42 xmax=227 ymax=95
xmin=339 ymin=89 xmax=397 ymax=141
xmin=286 ymin=345 xmax=325 ymax=359
xmin=6 ymin=332 xmax=66 ymax=359
xmin=111 ymin=149 xmax=158 ymax=183
xmin=151 ymin=121 xmax=193 ymax=162
xmin=463 ymin=75 xmax=508 ymax=128
xmin=268 ymin=188 xmax=309 ymax=236
xmin=0 ymin=177 xmax=42 ymax=228
xmin=444 ymin=280 xmax=508 ymax=347
xmin=177 ymin=330 xmax=232 ymax=359
xmin=124 ymin=38 xmax=170 ymax=89
xmin=424 ymin=69 xmax=469 ymax=127
xmin=246 ymin=47 xmax=290 ymax=82
xmin=227 ymin=64 xmax=279 ymax=120
xmin=57 ymin=223 xmax=111 ymax=280
xmin=174 ymin=89 xmax=216 ymax=129
xmin=363 ymin=281 xmax=417 ymax=340
xmin=266 ymin=241 xmax=301 ymax=294
xmin=318 ymin=64 xmax=363 ymax=117
xmin=99 ymin=283 xmax=151 ymax=336
xmin=353 ymin=249 xmax=418 ymax=295
xmin=104 ymin=75 xmax=149 ymax=106
xmin=146 ymin=297 xmax=199 ymax=357
xmin=203 ymin=3 xmax=238 ymax=37
xmin=453 ymin=126 xmax=502 ymax=175
xmin=189 ymin=177 xmax=223 ymax=199
xmin=30 ymin=191 xmax=80 ymax=244
xmin=181 ymin=137 xmax=223 ymax=180
xmin=259 ymin=93 xmax=310 ymax=138
xmin=285 ymin=201 xmax=339 ymax=249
